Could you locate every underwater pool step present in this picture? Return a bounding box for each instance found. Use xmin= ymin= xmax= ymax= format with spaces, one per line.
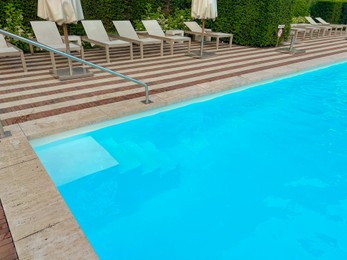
xmin=36 ymin=136 xmax=119 ymax=186
xmin=99 ymin=138 xmax=175 ymax=175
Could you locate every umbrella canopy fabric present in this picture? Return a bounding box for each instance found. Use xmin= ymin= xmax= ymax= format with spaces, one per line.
xmin=38 ymin=0 xmax=84 ymax=25
xmin=191 ymin=0 xmax=218 ymax=20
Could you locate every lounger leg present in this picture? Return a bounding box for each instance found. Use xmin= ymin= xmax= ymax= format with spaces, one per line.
xmin=20 ymin=52 xmax=27 ymax=72
xmin=80 ymin=46 xmax=85 ymax=60
xmin=170 ymin=41 xmax=174 ymax=55
xmin=294 ymin=31 xmax=298 ymax=42
xmin=140 ymin=43 xmax=144 ymax=59
xmin=50 ymin=52 xmax=56 ymax=71
xmin=106 ymin=46 xmax=110 ymax=63
xmin=187 ymin=39 xmax=191 ymax=54
xmin=229 ymin=36 xmax=233 ymax=48
xmin=160 ymin=41 xmax=163 ymax=56
xmin=130 ymin=44 xmax=133 ymax=60
xmin=29 ymin=44 xmax=34 ymax=54
xmin=302 ymin=31 xmax=306 ymax=40
xmin=216 ymin=36 xmax=219 ymax=50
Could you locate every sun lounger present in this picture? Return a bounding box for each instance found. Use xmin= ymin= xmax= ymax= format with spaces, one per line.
xmin=290 ymin=27 xmax=306 ymax=41
xmin=142 ymin=20 xmax=191 ymax=55
xmin=315 ymin=17 xmax=346 ymax=35
xmin=81 ymin=20 xmax=132 ymax=63
xmin=304 ymin=17 xmax=333 ymax=36
xmin=291 ymin=24 xmax=321 ymax=39
xmin=0 ymin=34 xmax=27 ymax=72
xmin=113 ymin=20 xmax=163 ymax=59
xmin=30 ymin=21 xmax=84 ymax=70
xmin=184 ymin=21 xmax=233 ymax=50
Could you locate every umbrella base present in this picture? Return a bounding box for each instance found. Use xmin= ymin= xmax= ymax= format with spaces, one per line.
xmin=50 ymin=67 xmax=94 ymax=81
xmin=188 ymin=50 xmax=217 ymax=59
xmin=276 ymin=47 xmax=306 ymax=55
xmin=0 ymin=131 xmax=12 ymax=139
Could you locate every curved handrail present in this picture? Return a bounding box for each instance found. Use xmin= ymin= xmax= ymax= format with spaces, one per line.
xmin=0 ymin=29 xmax=151 ymax=104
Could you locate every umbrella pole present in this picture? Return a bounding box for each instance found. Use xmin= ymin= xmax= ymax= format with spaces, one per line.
xmin=200 ymin=19 xmax=205 ymax=57
xmin=63 ymin=23 xmax=73 ymax=75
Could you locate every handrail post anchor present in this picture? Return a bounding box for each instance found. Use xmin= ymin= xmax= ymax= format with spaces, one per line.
xmin=0 ymin=121 xmax=11 ymax=139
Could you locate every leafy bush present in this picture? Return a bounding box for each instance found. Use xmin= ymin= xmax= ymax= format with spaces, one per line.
xmin=0 ymin=2 xmax=31 ymax=51
xmin=134 ymin=4 xmax=191 ymax=31
xmin=167 ymin=8 xmax=192 ymax=30
xmin=292 ymin=16 xmax=308 ymax=23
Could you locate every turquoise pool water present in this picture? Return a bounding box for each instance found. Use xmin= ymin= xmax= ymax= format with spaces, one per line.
xmin=33 ymin=62 xmax=347 ymax=260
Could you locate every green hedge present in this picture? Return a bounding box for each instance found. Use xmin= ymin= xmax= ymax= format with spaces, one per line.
xmin=310 ymin=0 xmax=347 ymax=24
xmin=1 ymin=0 xmax=294 ymax=47
xmin=341 ymin=2 xmax=347 ymax=23
xmin=0 ymin=0 xmax=171 ymax=32
xmin=292 ymin=0 xmax=311 ymax=16
xmin=215 ymin=0 xmax=293 ymax=47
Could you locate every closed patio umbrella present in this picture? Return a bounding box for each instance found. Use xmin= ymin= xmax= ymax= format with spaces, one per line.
xmin=191 ymin=0 xmax=217 ymax=57
xmin=37 ymin=0 xmax=84 ymax=75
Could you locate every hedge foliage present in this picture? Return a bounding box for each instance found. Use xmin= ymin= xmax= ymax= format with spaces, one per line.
xmin=292 ymin=0 xmax=311 ymax=16
xmin=1 ymin=0 xmax=294 ymax=47
xmin=214 ymin=0 xmax=293 ymax=47
xmin=310 ymin=0 xmax=347 ymax=24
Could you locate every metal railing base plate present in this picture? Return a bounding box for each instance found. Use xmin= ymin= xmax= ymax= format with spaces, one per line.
xmin=141 ymin=99 xmax=153 ymax=104
xmin=276 ymin=47 xmax=306 ymax=55
xmin=0 ymin=131 xmax=12 ymax=139
xmin=50 ymin=67 xmax=94 ymax=81
xmin=188 ymin=50 xmax=217 ymax=59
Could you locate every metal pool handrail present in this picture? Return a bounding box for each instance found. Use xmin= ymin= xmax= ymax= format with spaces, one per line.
xmin=0 ymin=29 xmax=151 ymax=139
xmin=0 ymin=29 xmax=151 ymax=104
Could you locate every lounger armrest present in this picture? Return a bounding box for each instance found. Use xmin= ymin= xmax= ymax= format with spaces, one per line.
xmin=146 ymin=34 xmax=174 ymax=42
xmin=81 ymin=36 xmax=107 ymax=46
xmin=184 ymin=31 xmax=203 ymax=36
xmin=116 ymin=36 xmax=142 ymax=45
xmin=108 ymin=35 xmax=120 ymax=41
xmin=6 ymin=42 xmax=24 ymax=52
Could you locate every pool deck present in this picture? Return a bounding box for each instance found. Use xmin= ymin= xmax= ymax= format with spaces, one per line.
xmin=1 ymin=34 xmax=347 ymax=259
xmin=0 ymin=200 xmax=19 ymax=260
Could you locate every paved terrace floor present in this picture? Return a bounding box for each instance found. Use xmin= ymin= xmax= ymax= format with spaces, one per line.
xmin=0 ymin=34 xmax=347 ymax=259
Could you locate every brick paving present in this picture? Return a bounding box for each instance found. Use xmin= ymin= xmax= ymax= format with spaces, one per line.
xmin=1 ymin=35 xmax=347 ymax=128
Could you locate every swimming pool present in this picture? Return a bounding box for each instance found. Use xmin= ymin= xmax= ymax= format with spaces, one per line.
xmin=32 ymin=62 xmax=347 ymax=260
